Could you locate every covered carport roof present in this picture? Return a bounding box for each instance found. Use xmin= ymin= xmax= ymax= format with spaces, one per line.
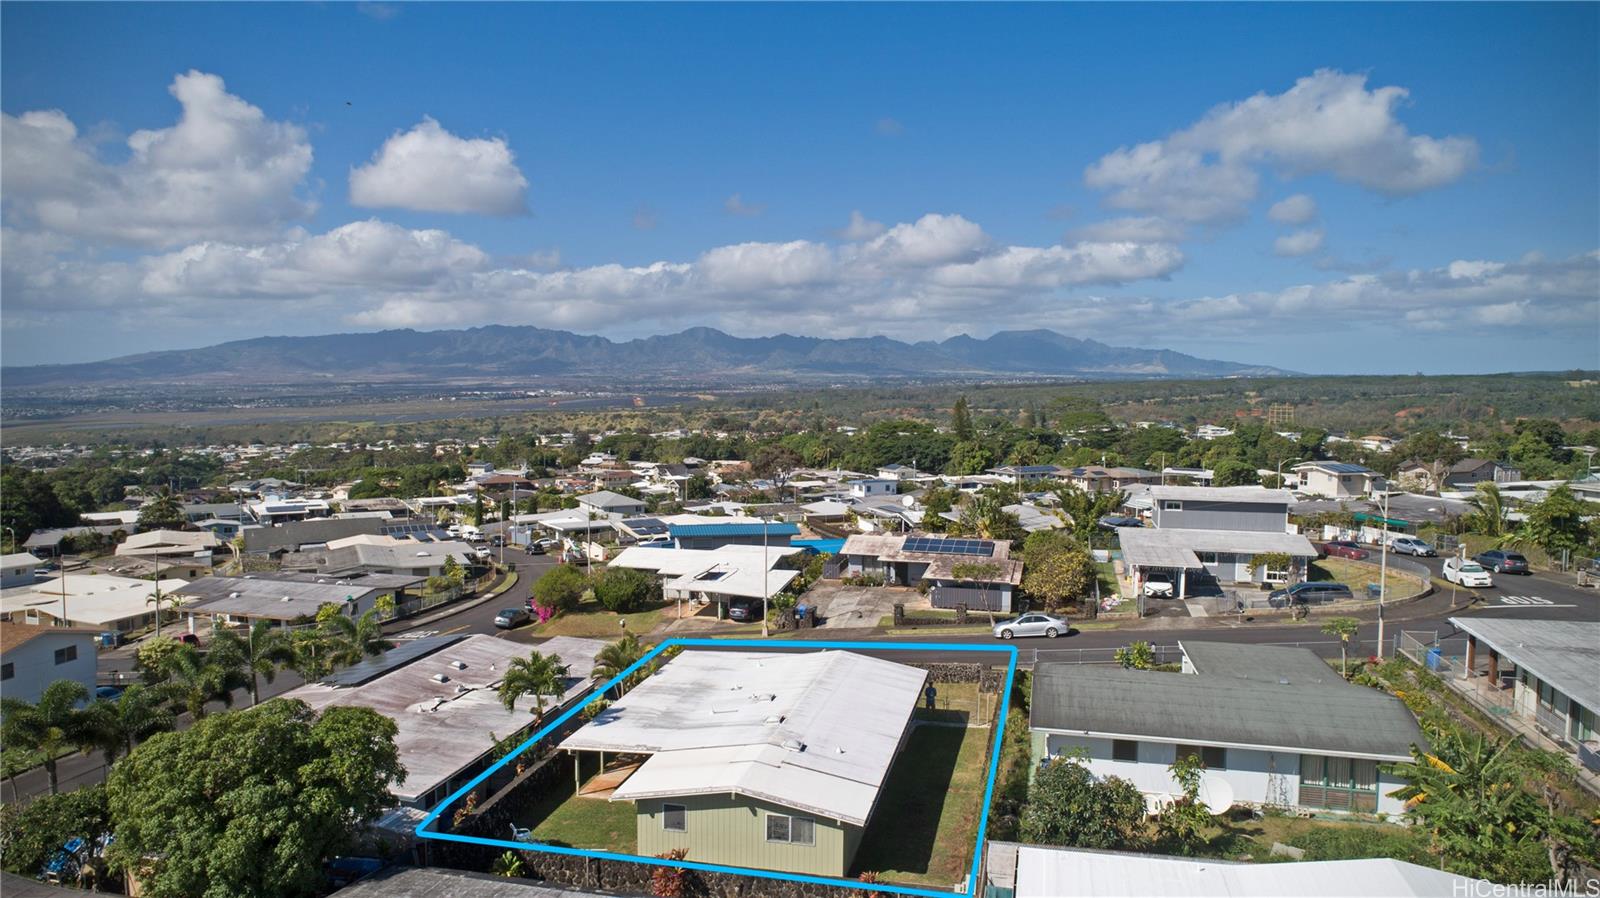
xmin=1117 ymin=536 xmax=1204 ymax=570
xmin=1118 ymin=527 xmax=1317 ymax=570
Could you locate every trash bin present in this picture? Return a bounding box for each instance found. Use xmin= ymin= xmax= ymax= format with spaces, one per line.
xmin=1366 ymin=583 xmax=1383 ymax=600
xmin=1426 ymin=647 xmax=1442 ymax=670
xmin=98 ymin=631 xmax=120 ymax=649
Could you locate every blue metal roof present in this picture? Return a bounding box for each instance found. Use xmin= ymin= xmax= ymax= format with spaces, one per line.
xmin=1312 ymin=462 xmax=1376 ymax=474
xmin=793 ymin=538 xmax=845 ymax=555
xmin=667 ymin=522 xmax=801 ymax=538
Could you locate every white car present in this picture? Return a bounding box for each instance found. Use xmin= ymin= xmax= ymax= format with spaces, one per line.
xmin=1142 ymin=572 xmax=1175 ymax=598
xmin=1443 ymin=557 xmax=1494 ymax=588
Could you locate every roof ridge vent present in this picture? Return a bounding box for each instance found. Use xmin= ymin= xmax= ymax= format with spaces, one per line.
xmin=781 ymin=739 xmax=805 ymax=752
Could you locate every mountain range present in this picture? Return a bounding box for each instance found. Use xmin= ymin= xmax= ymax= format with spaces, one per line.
xmin=1 ymin=326 xmax=1290 ymax=387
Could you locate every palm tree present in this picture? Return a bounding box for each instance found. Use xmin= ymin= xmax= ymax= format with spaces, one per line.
xmin=227 ymin=534 xmax=246 ymax=573
xmin=1320 ymin=617 xmax=1361 ymax=678
xmin=320 ymin=609 xmax=394 ymax=669
xmin=497 ymin=651 xmax=569 ymax=723
xmin=145 ymin=587 xmax=172 ymax=639
xmin=86 ymin=684 xmax=175 ymax=765
xmin=1 ymin=680 xmax=98 ymax=794
xmin=136 ymin=488 xmax=185 ymax=532
xmin=212 ymin=621 xmax=297 ymax=705
xmin=593 ymin=631 xmax=647 ymax=693
xmin=1467 ymin=482 xmax=1514 ymax=541
xmin=161 ymin=643 xmax=248 ymax=720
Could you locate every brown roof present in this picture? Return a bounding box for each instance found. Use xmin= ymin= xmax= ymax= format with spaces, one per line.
xmin=924 ymin=556 xmax=1024 ymax=586
xmin=0 ymin=621 xmax=101 ymax=653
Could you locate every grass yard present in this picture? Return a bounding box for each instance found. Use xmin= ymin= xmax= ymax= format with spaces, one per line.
xmin=1309 ymin=558 xmax=1425 ymax=596
xmin=518 ymin=756 xmax=639 ymax=853
xmin=915 ymin=681 xmax=990 ymax=725
xmin=1202 ymin=811 xmax=1436 ymax=865
xmin=530 ymin=597 xmax=667 ymax=638
xmin=852 ymin=724 xmax=991 ymax=887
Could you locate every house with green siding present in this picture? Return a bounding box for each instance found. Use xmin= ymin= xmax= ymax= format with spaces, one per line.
xmin=559 ymin=649 xmax=926 ymax=878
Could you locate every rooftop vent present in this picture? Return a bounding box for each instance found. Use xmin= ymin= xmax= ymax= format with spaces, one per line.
xmin=449 ymin=661 xmax=468 ymax=670
xmin=749 ymin=693 xmax=776 ymax=703
xmin=764 ymin=715 xmax=785 ymax=725
xmin=431 ymin=673 xmax=450 ymax=684
xmin=781 ymin=739 xmax=805 ymax=753
xmin=229 ymin=592 xmax=241 ymax=599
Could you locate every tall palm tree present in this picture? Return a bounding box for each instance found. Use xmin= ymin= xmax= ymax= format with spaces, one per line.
xmin=593 ymin=631 xmax=647 ymax=693
xmin=212 ymin=621 xmax=296 ymax=705
xmin=1467 ymin=482 xmax=1514 ymax=541
xmin=160 ymin=643 xmax=249 ymax=720
xmin=86 ymin=684 xmax=175 ymax=765
xmin=320 ymin=609 xmax=394 ymax=669
xmin=497 ymin=651 xmax=569 ymax=723
xmin=135 ymin=488 xmax=185 ymax=532
xmin=1 ymin=680 xmax=98 ymax=794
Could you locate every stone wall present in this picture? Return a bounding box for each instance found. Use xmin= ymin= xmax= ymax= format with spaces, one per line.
xmin=892 ymin=602 xmax=969 ymax=627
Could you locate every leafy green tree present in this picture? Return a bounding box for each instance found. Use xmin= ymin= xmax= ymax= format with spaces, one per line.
xmin=1020 ymin=541 xmax=1097 ymax=612
xmin=594 ymin=631 xmax=649 ymax=693
xmin=593 ymin=566 xmax=661 ymax=613
xmin=443 ymin=555 xmax=465 ymax=587
xmin=1020 ymin=754 xmax=1145 ymax=849
xmin=497 ymin=651 xmax=570 ymax=723
xmin=684 ymin=473 xmax=714 ymax=500
xmin=86 ymin=684 xmax=175 ymax=766
xmin=1048 ymin=396 xmax=1115 ymax=434
xmin=106 ymin=700 xmax=403 ymax=898
xmin=0 ymin=784 xmax=112 ymax=880
xmin=1154 ymin=753 xmax=1213 ymax=856
xmin=135 ymin=636 xmax=184 ymax=685
xmin=1114 ymin=641 xmax=1156 ymax=670
xmin=160 ymin=642 xmax=249 ymax=720
xmin=320 ymin=609 xmax=394 ymax=669
xmin=1052 ymin=485 xmax=1127 ymax=546
xmin=0 ymin=466 xmax=77 ymax=543
xmin=136 ymin=489 xmax=186 ymax=532
xmin=1518 ymin=484 xmax=1591 ymax=559
xmin=918 ymin=486 xmax=961 ymax=534
xmin=1389 ymin=731 xmax=1556 ymax=883
xmin=533 ymin=564 xmax=589 ymax=613
xmin=958 ymin=494 xmax=1026 ymax=542
xmin=1321 ymin=617 xmax=1361 ymax=678
xmin=951 ymin=396 xmax=975 ymax=442
xmin=1211 ymin=458 xmax=1259 ymax=487
xmin=212 ymin=621 xmax=297 ymax=706
xmin=947 ymin=441 xmax=996 ymax=476
xmin=0 ymin=681 xmax=99 ymax=794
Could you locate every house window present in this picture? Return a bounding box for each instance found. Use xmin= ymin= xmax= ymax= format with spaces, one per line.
xmin=1299 ymin=755 xmax=1378 ymax=812
xmin=53 ymin=645 xmax=77 ymax=665
xmin=1264 ymin=560 xmax=1292 ymax=583
xmin=1162 ymin=500 xmax=1183 ymax=511
xmin=1 ymin=663 xmax=12 ymax=680
xmin=1198 ymin=552 xmax=1218 ymax=566
xmin=1177 ymin=744 xmax=1227 ymax=769
xmin=765 ymin=813 xmax=815 ymax=846
xmin=661 ymin=803 xmax=686 ymax=832
xmin=1112 ymin=739 xmax=1138 ymax=762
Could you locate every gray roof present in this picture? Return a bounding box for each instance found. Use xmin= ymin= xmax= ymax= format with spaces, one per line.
xmin=1180 ymin=640 xmax=1350 ymax=687
xmin=1117 ymin=527 xmax=1317 ymax=570
xmin=577 ymin=490 xmax=643 ymax=509
xmin=22 ymin=524 xmax=122 ymax=549
xmin=177 ymin=572 xmax=422 ymax=620
xmin=330 ymin=867 xmax=637 ymax=898
xmin=1031 ymin=645 xmax=1425 ymax=761
xmin=1448 ymin=618 xmax=1600 ymax=711
xmin=241 ymin=517 xmax=386 ymax=553
xmin=1148 ymin=485 xmax=1294 ymax=504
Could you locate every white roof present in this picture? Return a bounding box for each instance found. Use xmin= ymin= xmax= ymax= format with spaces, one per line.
xmin=1148 ymin=485 xmax=1294 ymax=504
xmin=661 ymin=563 xmax=799 ymax=600
xmin=801 ymin=500 xmax=852 ymax=516
xmin=609 ymin=545 xmax=803 ymax=577
xmin=0 ymin=553 xmax=43 ymax=570
xmin=0 ymin=573 xmax=190 ymax=626
xmin=1118 ymin=527 xmax=1317 ymax=570
xmin=1013 ymin=845 xmax=1492 ymax=898
xmin=561 ymin=650 xmax=924 ymax=825
xmin=286 ymin=635 xmax=605 ymax=803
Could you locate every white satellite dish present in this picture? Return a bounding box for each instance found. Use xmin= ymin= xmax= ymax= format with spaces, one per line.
xmin=1197 ymin=775 xmax=1235 ymax=814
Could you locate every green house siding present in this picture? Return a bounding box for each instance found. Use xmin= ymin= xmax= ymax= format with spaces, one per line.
xmin=635 ymin=794 xmax=859 ymax=877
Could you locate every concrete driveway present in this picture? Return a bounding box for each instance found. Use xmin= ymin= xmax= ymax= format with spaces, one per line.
xmin=805 ymin=583 xmax=907 ymax=629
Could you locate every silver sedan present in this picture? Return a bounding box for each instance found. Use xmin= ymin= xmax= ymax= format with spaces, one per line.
xmin=993 ymin=612 xmax=1071 ymax=640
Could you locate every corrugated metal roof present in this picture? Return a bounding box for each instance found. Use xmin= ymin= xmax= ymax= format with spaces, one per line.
xmin=1030 ymin=649 xmax=1425 ymax=761
xmin=1148 ymin=486 xmax=1294 ymax=504
xmin=667 ymin=522 xmax=800 ymax=538
xmin=561 ymin=650 xmax=924 ymax=825
xmin=1448 ymin=618 xmax=1600 ymax=711
xmin=1117 ymin=527 xmax=1317 ymax=570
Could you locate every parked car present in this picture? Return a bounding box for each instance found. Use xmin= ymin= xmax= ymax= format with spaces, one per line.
xmin=1474 ymin=550 xmax=1529 ymax=574
xmin=726 ymin=598 xmax=762 ymax=622
xmin=1267 ymin=581 xmax=1354 ymax=609
xmin=992 ymin=612 xmax=1071 ymax=640
xmin=473 ymin=546 xmax=493 ymax=562
xmin=524 ymin=541 xmax=547 ymax=555
xmin=494 ymin=608 xmax=530 ymax=629
xmin=1142 ymin=572 xmax=1175 ymax=598
xmin=1319 ymin=540 xmax=1370 ymax=560
xmin=1443 ymin=557 xmax=1494 ymax=588
xmin=95 ymin=685 xmax=125 ymax=701
xmin=175 ymin=633 xmax=200 ymax=647
xmin=1389 ymin=536 xmax=1436 ymax=557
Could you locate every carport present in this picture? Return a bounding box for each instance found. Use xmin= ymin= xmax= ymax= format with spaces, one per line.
xmin=1118 ymin=539 xmax=1204 ymax=601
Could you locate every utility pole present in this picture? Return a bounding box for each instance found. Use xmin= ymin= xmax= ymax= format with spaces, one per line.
xmin=762 ymin=518 xmax=770 ymax=638
xmin=1376 ymin=489 xmax=1390 ymax=660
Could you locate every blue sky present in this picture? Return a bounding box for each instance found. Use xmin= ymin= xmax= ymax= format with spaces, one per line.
xmin=2 ymin=2 xmax=1596 ymax=373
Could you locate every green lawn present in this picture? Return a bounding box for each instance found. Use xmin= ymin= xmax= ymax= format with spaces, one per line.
xmin=529 ymin=597 xmax=667 ymax=638
xmin=915 ymin=681 xmax=986 ymax=725
xmin=518 ymin=756 xmax=638 ymax=852
xmin=1309 ymin=558 xmax=1425 ymax=596
xmin=852 ymin=725 xmax=990 ymax=886
xmin=1202 ymin=812 xmax=1436 ymax=865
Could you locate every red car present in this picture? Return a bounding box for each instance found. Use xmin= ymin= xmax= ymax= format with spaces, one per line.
xmin=1319 ymin=540 xmax=1370 ymax=560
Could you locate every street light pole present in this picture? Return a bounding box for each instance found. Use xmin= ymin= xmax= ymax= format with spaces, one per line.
xmin=762 ymin=519 xmax=770 ymax=638
xmin=1377 ymin=489 xmax=1390 ymax=660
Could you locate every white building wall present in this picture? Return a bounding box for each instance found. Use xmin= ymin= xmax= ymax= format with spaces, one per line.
xmin=2 ymin=632 xmax=98 ymax=705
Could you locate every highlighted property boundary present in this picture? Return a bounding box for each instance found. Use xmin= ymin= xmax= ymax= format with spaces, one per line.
xmin=416 ymin=638 xmax=1019 ymax=898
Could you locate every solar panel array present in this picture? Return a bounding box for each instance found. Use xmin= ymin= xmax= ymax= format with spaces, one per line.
xmin=901 ymin=537 xmax=996 ymax=556
xmin=1015 ymin=465 xmax=1060 ymax=474
xmin=623 ymin=517 xmax=668 ymax=536
xmin=1316 ymin=462 xmax=1374 ymax=474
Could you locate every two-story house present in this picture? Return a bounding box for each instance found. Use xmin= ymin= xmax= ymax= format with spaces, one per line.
xmin=1292 ymin=461 xmax=1385 ymax=499
xmin=0 ymin=622 xmax=100 ymax=704
xmin=1118 ymin=486 xmax=1317 ymax=600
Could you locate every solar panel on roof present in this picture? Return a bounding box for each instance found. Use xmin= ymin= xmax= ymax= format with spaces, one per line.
xmin=1318 ymin=462 xmax=1373 ymax=474
xmin=623 ymin=517 xmax=668 ymax=535
xmin=902 ymin=537 xmax=995 ymax=556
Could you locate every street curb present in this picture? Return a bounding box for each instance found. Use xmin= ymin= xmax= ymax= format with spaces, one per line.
xmin=388 ymin=569 xmax=518 ymax=632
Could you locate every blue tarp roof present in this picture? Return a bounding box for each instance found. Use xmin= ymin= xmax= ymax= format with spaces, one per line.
xmin=667 ymin=522 xmax=801 ymax=538
xmin=793 ymin=538 xmax=844 ymax=555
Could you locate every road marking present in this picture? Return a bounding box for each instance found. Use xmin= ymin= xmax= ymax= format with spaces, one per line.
xmin=394 ymin=629 xmax=438 ymax=639
xmin=440 ymin=624 xmax=470 ymax=635
xmin=1475 ymin=604 xmax=1577 ymax=610
xmin=1499 ymin=595 xmax=1553 ymax=605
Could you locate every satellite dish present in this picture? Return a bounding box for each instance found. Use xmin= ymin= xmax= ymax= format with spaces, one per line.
xmin=1197 ymin=775 xmax=1235 ymax=814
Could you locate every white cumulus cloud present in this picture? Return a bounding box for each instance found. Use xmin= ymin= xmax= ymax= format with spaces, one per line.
xmin=1273 ymin=229 xmax=1325 ymax=257
xmin=0 ymin=71 xmax=315 ymax=247
xmin=1085 ymin=69 xmax=1478 ymax=223
xmin=349 ymin=117 xmax=529 ymax=215
xmin=1267 ymin=194 xmax=1318 ymax=225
